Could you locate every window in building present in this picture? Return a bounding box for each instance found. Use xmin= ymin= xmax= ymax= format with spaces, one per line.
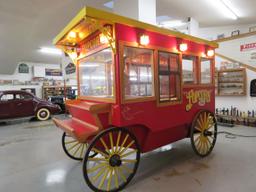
xmin=200 ymin=58 xmax=212 ymax=84
xmin=182 ymin=55 xmax=197 ymax=84
xmin=79 ymin=48 xmax=114 ymax=98
xmin=158 ymin=51 xmax=181 ymax=102
xmin=123 ymin=46 xmax=154 ymax=99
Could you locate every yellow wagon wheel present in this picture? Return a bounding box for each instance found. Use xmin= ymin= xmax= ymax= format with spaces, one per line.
xmin=62 ymin=132 xmax=97 ymax=161
xmin=190 ymin=110 xmax=217 ymax=157
xmin=83 ymin=127 xmax=140 ymax=192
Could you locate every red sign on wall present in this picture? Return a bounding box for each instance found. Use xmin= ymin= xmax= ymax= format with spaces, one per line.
xmin=240 ymin=42 xmax=256 ymax=52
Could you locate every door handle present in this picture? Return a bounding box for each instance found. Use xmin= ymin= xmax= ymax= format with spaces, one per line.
xmin=17 ymin=103 xmax=22 ymax=106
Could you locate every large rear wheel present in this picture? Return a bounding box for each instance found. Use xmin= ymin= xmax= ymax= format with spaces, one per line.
xmin=83 ymin=127 xmax=140 ymax=192
xmin=190 ymin=110 xmax=217 ymax=157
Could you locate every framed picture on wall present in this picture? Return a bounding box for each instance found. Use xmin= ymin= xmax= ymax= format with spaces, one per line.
xmin=249 ymin=26 xmax=256 ymax=33
xmin=18 ymin=63 xmax=29 ymax=73
xmin=231 ymin=30 xmax=240 ymax=36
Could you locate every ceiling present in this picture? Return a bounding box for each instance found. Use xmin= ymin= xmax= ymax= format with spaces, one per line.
xmin=0 ymin=0 xmax=255 ymax=74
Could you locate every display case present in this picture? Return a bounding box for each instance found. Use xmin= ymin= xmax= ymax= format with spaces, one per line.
xmin=215 ymin=68 xmax=246 ymax=96
xmin=42 ymin=86 xmax=73 ymax=99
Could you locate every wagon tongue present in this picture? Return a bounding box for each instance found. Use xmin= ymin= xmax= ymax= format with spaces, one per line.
xmin=53 ymin=99 xmax=111 ymax=142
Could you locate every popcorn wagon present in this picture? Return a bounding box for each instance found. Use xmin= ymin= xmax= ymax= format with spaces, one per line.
xmin=53 ymin=6 xmax=218 ymax=192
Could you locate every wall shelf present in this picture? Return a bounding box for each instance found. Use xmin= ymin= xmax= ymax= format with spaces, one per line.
xmin=215 ymin=68 xmax=246 ymax=96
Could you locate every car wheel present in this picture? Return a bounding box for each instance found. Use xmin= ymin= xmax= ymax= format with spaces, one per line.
xmin=36 ymin=108 xmax=50 ymax=121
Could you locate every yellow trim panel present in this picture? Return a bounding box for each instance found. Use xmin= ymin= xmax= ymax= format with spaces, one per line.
xmin=53 ymin=6 xmax=218 ymax=48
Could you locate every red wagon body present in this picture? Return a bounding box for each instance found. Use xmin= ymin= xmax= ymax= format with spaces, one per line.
xmin=53 ymin=7 xmax=218 ymax=192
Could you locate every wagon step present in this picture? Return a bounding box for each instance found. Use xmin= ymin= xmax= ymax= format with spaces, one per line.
xmin=53 ymin=117 xmax=99 ymax=143
xmin=66 ymin=99 xmax=111 ymax=113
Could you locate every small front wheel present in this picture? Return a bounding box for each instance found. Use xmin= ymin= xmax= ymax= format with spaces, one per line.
xmin=36 ymin=108 xmax=50 ymax=121
xmin=190 ymin=110 xmax=217 ymax=157
xmin=62 ymin=132 xmax=87 ymax=161
xmin=83 ymin=127 xmax=140 ymax=192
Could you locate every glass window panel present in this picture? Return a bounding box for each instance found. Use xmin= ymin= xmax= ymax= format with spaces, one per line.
xmin=79 ymin=48 xmax=113 ymax=98
xmin=124 ymin=47 xmax=154 ymax=99
xmin=0 ymin=94 xmax=14 ymax=101
xmin=159 ymin=75 xmax=170 ymax=101
xmin=182 ymin=55 xmax=197 ymax=84
xmin=201 ymin=58 xmax=212 ymax=84
xmin=158 ymin=52 xmax=181 ymax=103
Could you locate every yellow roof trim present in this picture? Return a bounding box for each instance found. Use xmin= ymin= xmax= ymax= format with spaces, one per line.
xmin=53 ymin=8 xmax=86 ymax=45
xmin=53 ymin=6 xmax=218 ymax=48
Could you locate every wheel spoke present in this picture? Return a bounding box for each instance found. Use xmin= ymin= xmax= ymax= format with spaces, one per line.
xmin=92 ymin=148 xmax=109 ymax=158
xmin=206 ymin=137 xmax=212 ymax=149
xmin=88 ymin=157 xmax=108 ymax=162
xmin=117 ymin=134 xmax=129 ymax=153
xmin=197 ymin=140 xmax=203 ymax=154
xmin=109 ymin=132 xmax=114 ymax=154
xmin=203 ymin=112 xmax=207 ymax=130
xmin=120 ymin=140 xmax=135 ymax=155
xmin=65 ymin=140 xmax=77 ymax=144
xmin=195 ymin=126 xmax=202 ymax=132
xmin=197 ymin=117 xmax=203 ymax=130
xmin=98 ymin=167 xmax=109 ymax=189
xmin=100 ymin=138 xmax=110 ymax=154
xmin=87 ymin=163 xmax=108 ymax=174
xmin=107 ymin=168 xmax=113 ymax=191
xmin=92 ymin=166 xmax=107 ymax=182
xmin=73 ymin=143 xmax=82 ymax=157
xmin=121 ymin=149 xmax=137 ymax=158
xmin=115 ymin=131 xmax=121 ymax=153
xmin=114 ymin=167 xmax=119 ymax=189
xmin=116 ymin=167 xmax=127 ymax=183
xmin=80 ymin=144 xmax=85 ymax=159
xmin=122 ymin=159 xmax=137 ymax=163
xmin=67 ymin=142 xmax=80 ymax=151
xmin=194 ymin=135 xmax=201 ymax=145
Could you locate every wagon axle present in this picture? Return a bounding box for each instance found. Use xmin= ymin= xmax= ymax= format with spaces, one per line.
xmin=109 ymin=154 xmax=122 ymax=167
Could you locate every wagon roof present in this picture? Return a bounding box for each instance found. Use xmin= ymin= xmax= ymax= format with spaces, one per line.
xmin=53 ymin=6 xmax=218 ymax=48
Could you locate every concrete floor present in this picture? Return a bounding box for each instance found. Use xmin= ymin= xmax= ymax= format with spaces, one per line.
xmin=0 ymin=115 xmax=256 ymax=192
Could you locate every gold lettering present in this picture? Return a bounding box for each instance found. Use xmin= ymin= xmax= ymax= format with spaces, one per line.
xmin=185 ymin=90 xmax=211 ymax=111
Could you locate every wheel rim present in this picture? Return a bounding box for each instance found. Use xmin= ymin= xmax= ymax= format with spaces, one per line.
xmin=191 ymin=110 xmax=217 ymax=157
xmin=62 ymin=133 xmax=96 ymax=161
xmin=37 ymin=108 xmax=50 ymax=121
xmin=83 ymin=128 xmax=140 ymax=192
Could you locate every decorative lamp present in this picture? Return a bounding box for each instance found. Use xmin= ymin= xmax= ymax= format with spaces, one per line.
xmin=179 ymin=43 xmax=188 ymax=52
xmin=140 ymin=35 xmax=150 ymax=46
xmin=68 ymin=31 xmax=77 ymax=39
xmin=207 ymin=49 xmax=215 ymax=57
xmin=100 ymin=33 xmax=108 ymax=44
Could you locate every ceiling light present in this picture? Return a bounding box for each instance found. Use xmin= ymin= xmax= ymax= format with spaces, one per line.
xmin=207 ymin=0 xmax=239 ymax=20
xmin=160 ymin=20 xmax=186 ymax=28
xmin=104 ymin=1 xmax=114 ymax=9
xmin=39 ymin=47 xmax=62 ymax=55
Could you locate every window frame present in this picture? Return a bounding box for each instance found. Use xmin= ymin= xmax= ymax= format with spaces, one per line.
xmin=157 ymin=50 xmax=182 ymax=106
xmin=182 ymin=54 xmax=199 ymax=86
xmin=199 ymin=57 xmax=214 ymax=85
xmin=77 ymin=46 xmax=116 ymax=103
xmin=120 ymin=41 xmax=156 ymax=104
